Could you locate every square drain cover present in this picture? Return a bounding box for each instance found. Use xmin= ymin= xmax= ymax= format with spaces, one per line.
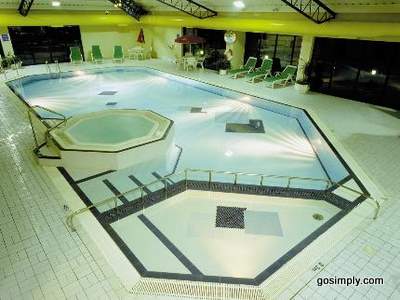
xmin=216 ymin=206 xmax=246 ymax=229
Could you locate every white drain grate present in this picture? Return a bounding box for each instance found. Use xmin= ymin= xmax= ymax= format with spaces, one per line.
xmin=130 ymin=278 xmax=266 ymax=300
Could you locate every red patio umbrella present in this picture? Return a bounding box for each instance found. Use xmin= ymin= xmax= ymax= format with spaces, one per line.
xmin=175 ymin=34 xmax=205 ymax=53
xmin=137 ymin=28 xmax=145 ymax=44
xmin=175 ymin=34 xmax=205 ymax=44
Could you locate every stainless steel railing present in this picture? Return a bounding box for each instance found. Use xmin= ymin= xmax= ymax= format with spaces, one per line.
xmin=27 ymin=105 xmax=68 ymax=153
xmin=66 ymin=168 xmax=380 ymax=231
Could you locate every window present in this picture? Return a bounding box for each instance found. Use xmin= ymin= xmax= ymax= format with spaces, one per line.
xmin=244 ymin=33 xmax=302 ymax=71
xmin=310 ymin=37 xmax=400 ymax=110
xmin=182 ymin=27 xmax=225 ymax=70
xmin=8 ymin=26 xmax=83 ymax=66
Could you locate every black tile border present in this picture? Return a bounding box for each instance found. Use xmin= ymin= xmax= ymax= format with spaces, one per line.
xmin=103 ymin=179 xmax=129 ymax=204
xmin=103 ymin=224 xmax=147 ymax=274
xmin=129 ymin=175 xmax=152 ymax=194
xmin=171 ymin=145 xmax=183 ymax=174
xmin=108 ymin=180 xmax=361 ymax=285
xmin=58 ymin=166 xmax=366 ymax=286
xmin=152 ymin=172 xmax=174 ymax=186
xmin=138 ymin=214 xmax=203 ymax=275
xmin=302 ymin=110 xmax=369 ymax=197
xmin=57 ymin=167 xmax=101 ymax=219
xmin=99 ymin=180 xmax=352 ymax=224
xmin=326 ymin=175 xmax=352 ymax=192
xmin=296 ymin=118 xmax=332 ymax=182
xmin=76 ymin=170 xmax=116 ymax=184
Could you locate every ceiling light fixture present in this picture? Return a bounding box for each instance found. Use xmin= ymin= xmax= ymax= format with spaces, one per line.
xmin=233 ymin=1 xmax=245 ymax=9
xmin=52 ymin=1 xmax=61 ymax=7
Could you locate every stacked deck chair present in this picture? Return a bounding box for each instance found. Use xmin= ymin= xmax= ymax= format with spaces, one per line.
xmin=246 ymin=58 xmax=273 ymax=83
xmin=265 ymin=65 xmax=297 ymax=88
xmin=229 ymin=56 xmax=257 ymax=79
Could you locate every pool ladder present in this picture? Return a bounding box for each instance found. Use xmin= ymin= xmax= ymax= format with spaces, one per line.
xmin=45 ymin=60 xmax=62 ymax=77
xmin=66 ymin=168 xmax=381 ymax=231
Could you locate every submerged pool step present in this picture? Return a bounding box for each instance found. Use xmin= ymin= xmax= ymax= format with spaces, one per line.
xmin=128 ymin=175 xmax=152 ymax=194
xmin=93 ymin=172 xmax=168 ymax=207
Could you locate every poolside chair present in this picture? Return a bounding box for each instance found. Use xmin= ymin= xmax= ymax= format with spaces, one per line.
xmin=265 ymin=65 xmax=297 ymax=88
xmin=246 ymin=58 xmax=273 ymax=83
xmin=113 ymin=45 xmax=124 ymax=63
xmin=229 ymin=56 xmax=257 ymax=79
xmin=91 ymin=45 xmax=103 ymax=63
xmin=196 ymin=56 xmax=205 ymax=70
xmin=184 ymin=56 xmax=197 ymax=71
xmin=69 ymin=46 xmax=83 ymax=64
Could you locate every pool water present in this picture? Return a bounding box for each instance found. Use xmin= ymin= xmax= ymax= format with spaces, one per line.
xmin=67 ymin=114 xmax=155 ymax=144
xmin=9 ymin=67 xmax=349 ymax=187
xmin=111 ymin=190 xmax=340 ymax=280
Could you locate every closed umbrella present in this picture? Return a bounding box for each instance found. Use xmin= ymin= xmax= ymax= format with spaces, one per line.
xmin=137 ymin=28 xmax=145 ymax=44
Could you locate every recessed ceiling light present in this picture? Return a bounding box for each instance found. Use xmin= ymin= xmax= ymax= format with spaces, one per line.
xmin=233 ymin=1 xmax=245 ymax=9
xmin=52 ymin=1 xmax=61 ymax=7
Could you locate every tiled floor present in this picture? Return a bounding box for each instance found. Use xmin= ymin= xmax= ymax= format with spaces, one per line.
xmin=0 ymin=60 xmax=399 ymax=299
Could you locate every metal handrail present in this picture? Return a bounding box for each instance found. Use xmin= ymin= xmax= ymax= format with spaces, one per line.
xmin=45 ymin=61 xmax=51 ymax=74
xmin=27 ymin=105 xmax=68 ymax=152
xmin=66 ymin=168 xmax=380 ymax=231
xmin=55 ymin=60 xmax=61 ymax=74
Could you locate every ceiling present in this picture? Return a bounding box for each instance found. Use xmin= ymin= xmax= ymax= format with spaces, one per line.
xmin=0 ymin=0 xmax=399 ymax=13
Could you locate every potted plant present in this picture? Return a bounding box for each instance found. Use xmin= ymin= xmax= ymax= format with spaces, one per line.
xmin=295 ymin=61 xmax=311 ymax=94
xmin=2 ymin=54 xmax=22 ymax=69
xmin=216 ymin=58 xmax=230 ymax=75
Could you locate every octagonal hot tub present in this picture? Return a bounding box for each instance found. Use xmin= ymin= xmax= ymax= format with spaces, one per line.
xmin=49 ymin=109 xmax=174 ymax=170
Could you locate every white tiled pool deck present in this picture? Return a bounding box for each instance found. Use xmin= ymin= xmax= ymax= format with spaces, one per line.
xmin=0 ymin=59 xmax=399 ymax=299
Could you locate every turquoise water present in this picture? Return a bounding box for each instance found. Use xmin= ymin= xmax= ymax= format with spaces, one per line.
xmin=8 ymin=67 xmax=350 ymax=193
xmin=67 ymin=114 xmax=155 ymax=144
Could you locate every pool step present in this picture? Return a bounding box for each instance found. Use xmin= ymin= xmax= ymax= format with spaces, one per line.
xmin=76 ymin=167 xmax=173 ymax=210
xmin=74 ymin=144 xmax=183 ymax=209
xmin=36 ymin=144 xmax=62 ymax=167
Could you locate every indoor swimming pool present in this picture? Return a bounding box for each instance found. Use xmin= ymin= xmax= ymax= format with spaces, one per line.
xmin=8 ymin=67 xmax=350 ymax=185
xmin=7 ymin=67 xmax=368 ymax=286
